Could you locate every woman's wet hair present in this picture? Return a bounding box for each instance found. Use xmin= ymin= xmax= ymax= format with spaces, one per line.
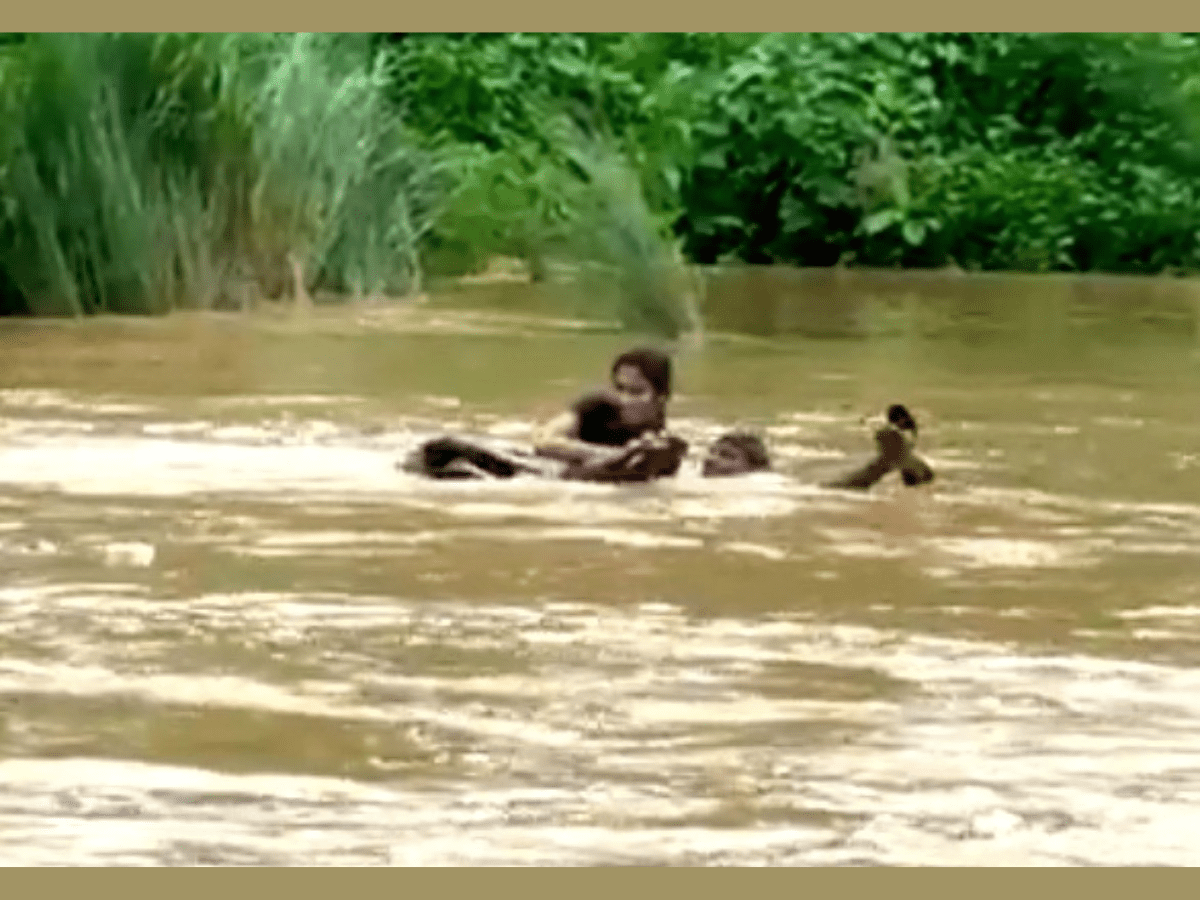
xmin=713 ymin=431 xmax=771 ymax=471
xmin=611 ymin=347 xmax=672 ymax=398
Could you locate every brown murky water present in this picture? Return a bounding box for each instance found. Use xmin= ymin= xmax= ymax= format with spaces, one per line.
xmin=3 ymin=269 xmax=1200 ymax=866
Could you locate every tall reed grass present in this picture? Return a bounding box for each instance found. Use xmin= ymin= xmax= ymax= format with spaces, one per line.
xmin=0 ymin=32 xmax=692 ymax=335
xmin=245 ymin=33 xmax=446 ymax=302
xmin=557 ymin=118 xmax=700 ymax=338
xmin=0 ymin=33 xmax=444 ymax=316
xmin=432 ymin=108 xmax=699 ymax=337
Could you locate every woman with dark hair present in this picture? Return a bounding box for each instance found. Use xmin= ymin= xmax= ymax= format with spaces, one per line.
xmin=531 ymin=347 xmax=679 ymax=473
xmin=401 ymin=347 xmax=688 ymax=483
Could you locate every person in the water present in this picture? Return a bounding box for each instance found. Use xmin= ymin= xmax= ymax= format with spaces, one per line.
xmin=404 ymin=395 xmax=935 ymax=487
xmin=531 ymin=346 xmax=682 ymax=475
xmin=700 ymin=404 xmax=935 ymax=489
xmin=821 ymin=403 xmax=935 ymax=489
xmin=400 ymin=347 xmax=688 ymax=484
xmin=401 ymin=340 xmax=934 ymax=487
xmin=400 ymin=390 xmax=687 ymax=483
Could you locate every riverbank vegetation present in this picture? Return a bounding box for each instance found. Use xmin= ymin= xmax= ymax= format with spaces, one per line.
xmin=2 ymin=32 xmax=1200 ymax=334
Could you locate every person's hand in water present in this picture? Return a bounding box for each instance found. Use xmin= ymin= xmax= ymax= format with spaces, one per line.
xmin=610 ymin=431 xmax=669 ymax=473
xmin=822 ymin=403 xmax=936 ymax=490
xmin=562 ymin=430 xmax=687 ymax=483
xmin=626 ymin=431 xmax=672 ymax=452
xmin=571 ymin=432 xmax=659 ymax=478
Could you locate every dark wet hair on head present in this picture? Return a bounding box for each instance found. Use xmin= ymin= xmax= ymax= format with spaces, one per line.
xmin=611 ymin=347 xmax=672 ymax=398
xmin=887 ymin=404 xmax=918 ymax=435
xmin=713 ymin=431 xmax=771 ymax=471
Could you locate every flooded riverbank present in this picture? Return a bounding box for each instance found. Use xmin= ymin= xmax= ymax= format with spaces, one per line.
xmin=3 ymin=273 xmax=1200 ymax=865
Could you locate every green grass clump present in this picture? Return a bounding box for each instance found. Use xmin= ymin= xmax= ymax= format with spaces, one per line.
xmin=0 ymin=33 xmax=444 ymax=316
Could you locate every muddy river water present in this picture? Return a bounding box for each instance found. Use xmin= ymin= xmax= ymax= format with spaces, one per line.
xmin=3 ymin=271 xmax=1200 ymax=865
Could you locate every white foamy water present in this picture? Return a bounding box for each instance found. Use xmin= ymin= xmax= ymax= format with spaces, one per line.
xmin=2 ymin=587 xmax=1200 ymax=865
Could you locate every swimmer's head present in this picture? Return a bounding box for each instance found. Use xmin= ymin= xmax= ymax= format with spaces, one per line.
xmin=702 ymin=432 xmax=771 ymax=477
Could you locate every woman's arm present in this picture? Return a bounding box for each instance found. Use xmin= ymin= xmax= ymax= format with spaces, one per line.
xmin=562 ymin=433 xmax=684 ymax=483
xmin=532 ymin=410 xmax=626 ymax=467
xmin=822 ymin=427 xmax=905 ymax=490
xmin=561 ymin=437 xmax=652 ymax=482
xmin=822 ymin=426 xmax=935 ymax=490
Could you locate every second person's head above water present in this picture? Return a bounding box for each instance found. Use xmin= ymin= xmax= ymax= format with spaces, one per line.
xmin=702 ymin=432 xmax=771 ymax=477
xmin=609 ymin=347 xmax=672 ymax=432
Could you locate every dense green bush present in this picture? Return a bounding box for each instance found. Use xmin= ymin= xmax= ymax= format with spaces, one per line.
xmin=4 ymin=32 xmax=1200 ymax=323
xmin=382 ymin=32 xmax=1200 ymax=278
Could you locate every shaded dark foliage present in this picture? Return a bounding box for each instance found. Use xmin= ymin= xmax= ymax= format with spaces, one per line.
xmin=388 ymin=32 xmax=1200 ymax=277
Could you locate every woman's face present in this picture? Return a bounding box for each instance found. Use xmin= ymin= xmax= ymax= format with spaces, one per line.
xmin=612 ymin=364 xmax=662 ymax=428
